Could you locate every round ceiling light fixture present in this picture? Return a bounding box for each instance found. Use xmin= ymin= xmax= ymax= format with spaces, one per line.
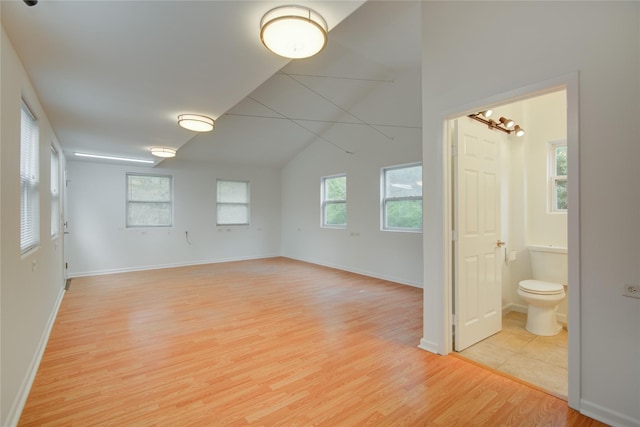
xmin=150 ymin=147 xmax=177 ymax=158
xmin=177 ymin=114 xmax=215 ymax=132
xmin=260 ymin=5 xmax=328 ymax=59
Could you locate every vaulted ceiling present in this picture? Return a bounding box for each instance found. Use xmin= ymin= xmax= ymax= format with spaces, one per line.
xmin=1 ymin=0 xmax=422 ymax=168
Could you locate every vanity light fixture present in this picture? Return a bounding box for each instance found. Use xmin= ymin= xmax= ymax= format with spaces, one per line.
xmin=150 ymin=147 xmax=177 ymax=158
xmin=467 ymin=112 xmax=525 ymax=137
xmin=178 ymin=114 xmax=215 ymax=132
xmin=260 ymin=5 xmax=328 ymax=59
xmin=513 ymin=125 xmax=525 ymax=137
xmin=499 ymin=116 xmax=515 ymax=129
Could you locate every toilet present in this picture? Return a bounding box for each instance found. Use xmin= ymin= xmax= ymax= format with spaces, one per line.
xmin=518 ymin=245 xmax=567 ymax=336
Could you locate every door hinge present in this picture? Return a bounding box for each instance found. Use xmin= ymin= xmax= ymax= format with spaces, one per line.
xmin=451 ymin=144 xmax=458 ymax=157
xmin=452 ymin=230 xmax=458 ymax=241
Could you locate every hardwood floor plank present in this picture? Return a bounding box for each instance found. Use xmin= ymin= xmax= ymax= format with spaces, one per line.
xmin=19 ymin=258 xmax=605 ymax=426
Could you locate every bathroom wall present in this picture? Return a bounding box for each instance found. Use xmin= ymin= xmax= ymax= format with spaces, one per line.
xmin=505 ymin=91 xmax=569 ymax=321
xmin=503 ymin=102 xmax=527 ymax=315
xmin=523 ymin=91 xmax=568 ymax=247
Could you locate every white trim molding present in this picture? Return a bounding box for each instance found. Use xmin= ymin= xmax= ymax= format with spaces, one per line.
xmin=5 ymin=288 xmax=65 ymax=427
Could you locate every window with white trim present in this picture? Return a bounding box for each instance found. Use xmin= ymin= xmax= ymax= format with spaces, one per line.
xmin=126 ymin=174 xmax=173 ymax=227
xmin=20 ymin=101 xmax=40 ymax=253
xmin=549 ymin=141 xmax=567 ymax=212
xmin=217 ymin=180 xmax=249 ymax=225
xmin=381 ymin=163 xmax=422 ymax=231
xmin=50 ymin=145 xmax=60 ymax=237
xmin=321 ymin=174 xmax=346 ymax=228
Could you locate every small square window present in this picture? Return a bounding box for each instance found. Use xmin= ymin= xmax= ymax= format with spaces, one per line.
xmin=381 ymin=163 xmax=422 ymax=231
xmin=126 ymin=174 xmax=173 ymax=227
xmin=321 ymin=174 xmax=346 ymax=228
xmin=217 ymin=180 xmax=249 ymax=225
xmin=549 ymin=141 xmax=567 ymax=212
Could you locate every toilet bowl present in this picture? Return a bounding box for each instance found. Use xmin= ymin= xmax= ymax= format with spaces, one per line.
xmin=518 ymin=279 xmax=565 ymax=336
xmin=518 ymin=245 xmax=568 ymax=336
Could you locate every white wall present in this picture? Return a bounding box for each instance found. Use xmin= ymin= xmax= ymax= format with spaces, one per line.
xmin=66 ymin=159 xmax=281 ymax=276
xmin=1 ymin=27 xmax=66 ymax=426
xmin=422 ymin=2 xmax=639 ymax=425
xmin=524 ymin=91 xmax=568 ymax=247
xmin=504 ymin=92 xmax=569 ymax=320
xmin=281 ymin=122 xmax=423 ymax=287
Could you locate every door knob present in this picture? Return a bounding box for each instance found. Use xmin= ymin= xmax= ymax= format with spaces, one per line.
xmin=496 ymin=240 xmax=506 ymax=248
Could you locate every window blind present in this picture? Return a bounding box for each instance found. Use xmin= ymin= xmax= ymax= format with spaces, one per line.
xmin=20 ymin=102 xmax=40 ymax=253
xmin=216 ymin=180 xmax=249 ymax=225
xmin=51 ymin=145 xmax=60 ymax=237
xmin=126 ymin=174 xmax=173 ymax=227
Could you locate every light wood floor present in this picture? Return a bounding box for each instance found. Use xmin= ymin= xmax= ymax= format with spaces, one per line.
xmin=20 ymin=258 xmax=604 ymax=426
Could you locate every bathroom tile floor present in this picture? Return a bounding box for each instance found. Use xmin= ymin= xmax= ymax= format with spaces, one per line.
xmin=457 ymin=311 xmax=568 ymax=399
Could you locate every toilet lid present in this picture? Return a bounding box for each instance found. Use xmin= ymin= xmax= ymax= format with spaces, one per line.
xmin=519 ymin=279 xmax=564 ymax=295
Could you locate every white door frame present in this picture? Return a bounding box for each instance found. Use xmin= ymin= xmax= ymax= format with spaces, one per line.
xmin=439 ymin=73 xmax=580 ymax=409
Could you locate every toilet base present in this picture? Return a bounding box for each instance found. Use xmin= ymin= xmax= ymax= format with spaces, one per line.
xmin=525 ymin=304 xmax=563 ymax=336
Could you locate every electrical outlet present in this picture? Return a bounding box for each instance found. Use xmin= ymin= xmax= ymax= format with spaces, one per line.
xmin=623 ymin=285 xmax=640 ymax=299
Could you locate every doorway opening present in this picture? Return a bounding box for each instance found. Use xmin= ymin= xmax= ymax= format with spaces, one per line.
xmin=446 ymin=88 xmax=573 ymax=400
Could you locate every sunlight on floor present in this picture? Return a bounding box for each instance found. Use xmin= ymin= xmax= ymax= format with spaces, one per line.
xmin=458 ymin=311 xmax=568 ymax=398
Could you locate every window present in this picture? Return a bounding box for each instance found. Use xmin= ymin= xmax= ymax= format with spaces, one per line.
xmin=217 ymin=180 xmax=249 ymax=225
xmin=382 ymin=163 xmax=422 ymax=231
xmin=321 ymin=174 xmax=346 ymax=228
xmin=549 ymin=141 xmax=567 ymax=212
xmin=126 ymin=174 xmax=172 ymax=227
xmin=50 ymin=145 xmax=60 ymax=237
xmin=20 ymin=101 xmax=40 ymax=254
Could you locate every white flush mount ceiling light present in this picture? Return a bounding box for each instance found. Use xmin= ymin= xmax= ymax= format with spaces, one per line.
xmin=177 ymin=114 xmax=215 ymax=132
xmin=260 ymin=5 xmax=328 ymax=59
xmin=150 ymin=147 xmax=177 ymax=158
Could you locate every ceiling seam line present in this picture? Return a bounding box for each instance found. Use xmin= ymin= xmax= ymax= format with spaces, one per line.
xmin=280 ymin=71 xmax=395 ymax=142
xmin=225 ymin=113 xmax=420 ymax=129
xmin=275 ymin=71 xmax=394 ymax=84
xmin=246 ymin=97 xmax=354 ymax=155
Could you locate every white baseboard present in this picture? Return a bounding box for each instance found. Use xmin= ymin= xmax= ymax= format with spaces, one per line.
xmin=580 ymin=399 xmax=640 ymax=427
xmin=503 ymin=302 xmax=527 ymax=316
xmin=284 ymin=255 xmax=423 ymax=289
xmin=502 ymin=302 xmax=568 ymax=326
xmin=5 ymin=287 xmax=66 ymax=427
xmin=69 ymin=254 xmax=424 ymax=290
xmin=66 ymin=254 xmax=281 ymax=278
xmin=418 ymin=337 xmax=439 ymax=354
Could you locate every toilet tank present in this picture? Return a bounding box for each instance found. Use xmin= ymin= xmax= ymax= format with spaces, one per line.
xmin=527 ymin=245 xmax=568 ymax=286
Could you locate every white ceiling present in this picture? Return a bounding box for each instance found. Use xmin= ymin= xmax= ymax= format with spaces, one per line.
xmin=1 ymin=0 xmax=422 ymax=168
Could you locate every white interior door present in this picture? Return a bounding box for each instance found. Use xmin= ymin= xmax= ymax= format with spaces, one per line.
xmin=454 ymin=117 xmax=504 ymax=351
